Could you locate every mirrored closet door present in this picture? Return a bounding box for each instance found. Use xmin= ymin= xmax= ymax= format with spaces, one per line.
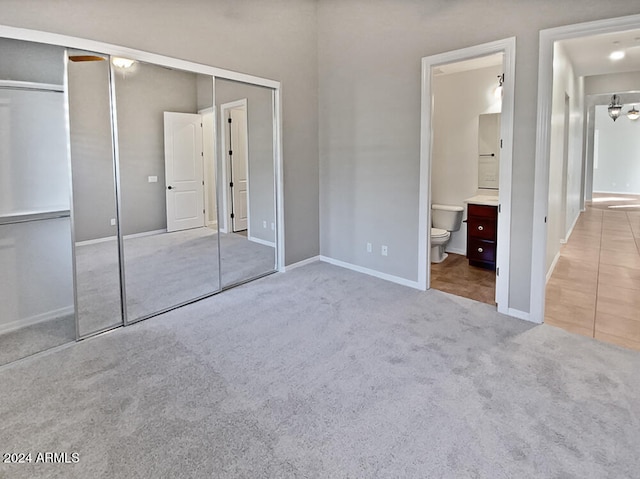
xmin=215 ymin=78 xmax=277 ymax=288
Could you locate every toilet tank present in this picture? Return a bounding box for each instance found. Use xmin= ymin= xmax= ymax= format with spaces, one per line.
xmin=432 ymin=204 xmax=464 ymax=231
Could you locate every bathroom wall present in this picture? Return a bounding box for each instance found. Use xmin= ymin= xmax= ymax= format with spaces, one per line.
xmin=546 ymin=42 xmax=584 ymax=275
xmin=593 ymin=104 xmax=640 ymax=194
xmin=432 ymin=64 xmax=502 ymax=255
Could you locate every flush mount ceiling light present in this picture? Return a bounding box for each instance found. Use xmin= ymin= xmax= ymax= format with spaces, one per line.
xmin=112 ymin=57 xmax=135 ymax=69
xmin=609 ymin=50 xmax=625 ymax=61
xmin=627 ymin=105 xmax=640 ymax=121
xmin=608 ymin=94 xmax=623 ymax=122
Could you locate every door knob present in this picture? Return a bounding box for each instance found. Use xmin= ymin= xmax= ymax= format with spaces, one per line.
xmin=167 ymin=186 xmax=174 ymax=190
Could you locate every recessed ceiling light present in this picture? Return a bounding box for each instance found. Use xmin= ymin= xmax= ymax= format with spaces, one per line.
xmin=609 ymin=50 xmax=625 ymax=60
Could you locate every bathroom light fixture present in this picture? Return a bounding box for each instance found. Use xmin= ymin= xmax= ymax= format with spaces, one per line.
xmin=494 ymin=74 xmax=504 ymax=99
xmin=627 ymin=105 xmax=640 ymax=121
xmin=112 ymin=57 xmax=135 ymax=69
xmin=608 ymin=94 xmax=623 ymax=122
xmin=609 ymin=50 xmax=625 ymax=61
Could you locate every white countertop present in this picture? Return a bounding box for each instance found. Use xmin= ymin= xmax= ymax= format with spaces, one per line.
xmin=464 ymin=195 xmax=499 ymax=206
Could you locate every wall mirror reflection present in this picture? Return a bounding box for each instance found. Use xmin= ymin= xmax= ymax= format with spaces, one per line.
xmin=0 ymin=38 xmax=75 ymax=364
xmin=215 ymin=78 xmax=277 ymax=287
xmin=67 ymin=50 xmax=124 ymax=337
xmin=478 ymin=112 xmax=500 ymax=190
xmin=113 ymin=60 xmax=221 ymax=322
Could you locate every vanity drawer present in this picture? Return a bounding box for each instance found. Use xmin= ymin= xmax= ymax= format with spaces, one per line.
xmin=467 ymin=238 xmax=496 ymax=264
xmin=467 ymin=218 xmax=496 ymax=240
xmin=467 ymin=204 xmax=496 ymax=218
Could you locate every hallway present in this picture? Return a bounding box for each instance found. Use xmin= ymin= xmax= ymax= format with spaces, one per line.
xmin=545 ymin=194 xmax=640 ymax=350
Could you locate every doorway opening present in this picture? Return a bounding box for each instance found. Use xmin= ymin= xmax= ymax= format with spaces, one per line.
xmin=418 ymin=37 xmax=516 ymax=317
xmin=532 ymin=14 xmax=640 ymax=349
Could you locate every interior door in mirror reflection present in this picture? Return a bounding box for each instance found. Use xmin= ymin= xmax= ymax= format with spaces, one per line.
xmin=478 ymin=112 xmax=500 ymax=189
xmin=164 ymin=112 xmax=205 ymax=232
xmin=227 ymin=106 xmax=249 ymax=232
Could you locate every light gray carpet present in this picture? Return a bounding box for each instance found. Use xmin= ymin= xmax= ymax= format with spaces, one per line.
xmin=0 ymin=314 xmax=75 ymax=367
xmin=76 ymin=228 xmax=275 ymax=334
xmin=0 ymin=262 xmax=638 ymax=478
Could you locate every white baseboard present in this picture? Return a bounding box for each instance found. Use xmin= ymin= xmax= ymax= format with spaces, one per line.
xmin=0 ymin=306 xmax=74 ymax=335
xmin=284 ymin=255 xmax=320 ymax=271
xmin=507 ymin=307 xmax=536 ymax=323
xmin=546 ymin=250 xmax=561 ymax=284
xmin=562 ymin=212 xmax=580 ymax=244
xmin=248 ymin=236 xmax=276 ymax=248
xmin=125 ymin=229 xmax=166 ymax=240
xmin=319 ymin=255 xmax=421 ymax=290
xmin=76 ymin=235 xmax=117 ymax=247
xmin=446 ymin=247 xmax=466 ymax=256
xmin=207 ymin=220 xmax=218 ymax=229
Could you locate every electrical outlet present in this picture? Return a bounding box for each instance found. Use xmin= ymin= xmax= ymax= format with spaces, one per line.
xmin=381 ymin=245 xmax=388 ymax=256
xmin=367 ymin=242 xmax=372 ymax=253
xmin=263 ymin=220 xmax=267 ymax=228
xmin=110 ymin=218 xmax=116 ymax=226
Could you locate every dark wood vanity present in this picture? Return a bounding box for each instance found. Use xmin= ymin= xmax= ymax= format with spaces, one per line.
xmin=466 ymin=203 xmax=497 ymax=270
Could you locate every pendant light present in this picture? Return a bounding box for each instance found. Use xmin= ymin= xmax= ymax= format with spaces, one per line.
xmin=627 ymin=105 xmax=640 ymax=121
xmin=608 ymin=94 xmax=623 ymax=122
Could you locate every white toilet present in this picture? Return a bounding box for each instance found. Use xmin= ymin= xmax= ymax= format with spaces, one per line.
xmin=431 ymin=204 xmax=464 ymax=263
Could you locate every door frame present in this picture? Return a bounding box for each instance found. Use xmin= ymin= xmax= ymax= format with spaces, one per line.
xmin=418 ymin=36 xmax=516 ymax=316
xmin=219 ymin=99 xmax=250 ymax=235
xmin=530 ymin=13 xmax=640 ymax=324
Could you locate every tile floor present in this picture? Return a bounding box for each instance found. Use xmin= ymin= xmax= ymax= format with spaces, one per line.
xmin=430 ymin=252 xmax=496 ymax=305
xmin=545 ymin=193 xmax=640 ymax=351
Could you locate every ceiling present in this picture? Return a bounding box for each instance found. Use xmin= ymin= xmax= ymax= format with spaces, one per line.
xmin=560 ymin=29 xmax=640 ymax=77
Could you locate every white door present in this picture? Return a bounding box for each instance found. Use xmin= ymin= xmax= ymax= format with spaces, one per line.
xmin=228 ymin=107 xmax=248 ymax=232
xmin=164 ymin=112 xmax=204 ymax=232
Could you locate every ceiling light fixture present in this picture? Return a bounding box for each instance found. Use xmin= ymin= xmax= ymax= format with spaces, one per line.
xmin=112 ymin=57 xmax=135 ymax=69
xmin=627 ymin=105 xmax=640 ymax=121
xmin=609 ymin=50 xmax=625 ymax=60
xmin=608 ymin=94 xmax=623 ymax=122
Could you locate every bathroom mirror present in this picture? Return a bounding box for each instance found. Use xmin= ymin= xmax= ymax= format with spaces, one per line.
xmin=215 ymin=78 xmax=277 ymax=287
xmin=114 ymin=60 xmax=221 ymax=322
xmin=67 ymin=50 xmax=124 ymax=337
xmin=0 ymin=38 xmax=76 ymax=364
xmin=478 ymin=113 xmax=500 ymax=189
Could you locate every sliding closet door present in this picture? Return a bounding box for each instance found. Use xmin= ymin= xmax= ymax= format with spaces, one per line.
xmin=112 ymin=60 xmax=220 ymax=323
xmin=67 ymin=51 xmax=123 ymax=337
xmin=0 ymin=39 xmax=75 ymax=365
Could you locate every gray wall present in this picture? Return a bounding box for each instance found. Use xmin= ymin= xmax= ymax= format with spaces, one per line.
xmin=0 ymin=0 xmax=319 ymax=266
xmin=216 ymin=79 xmax=276 ymax=244
xmin=318 ymin=0 xmax=640 ymax=313
xmin=68 ymin=57 xmax=118 ymax=242
xmin=0 ymin=37 xmax=63 ymax=84
xmin=114 ymin=62 xmax=198 ymax=236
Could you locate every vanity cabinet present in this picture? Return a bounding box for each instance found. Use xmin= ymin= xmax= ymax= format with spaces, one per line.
xmin=466 ymin=204 xmax=497 ymax=270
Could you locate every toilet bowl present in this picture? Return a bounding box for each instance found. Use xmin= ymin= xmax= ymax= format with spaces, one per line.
xmin=430 ymin=204 xmax=464 ymax=263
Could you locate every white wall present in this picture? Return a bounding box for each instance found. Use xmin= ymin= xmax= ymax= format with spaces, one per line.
xmin=593 ymin=104 xmax=640 ymax=194
xmin=545 ymin=43 xmax=584 ymax=274
xmin=432 ymin=64 xmax=502 ymax=255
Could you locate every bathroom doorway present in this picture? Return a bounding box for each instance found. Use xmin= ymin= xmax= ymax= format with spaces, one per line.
xmin=418 ymin=38 xmax=516 ymax=316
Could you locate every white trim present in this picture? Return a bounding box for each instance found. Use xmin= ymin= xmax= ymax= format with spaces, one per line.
xmin=248 ymin=235 xmax=276 ymax=248
xmin=546 ymin=251 xmax=561 ymax=283
xmin=75 ymin=235 xmax=117 ymax=247
xmin=446 ymin=247 xmax=466 ymax=256
xmin=0 ymin=80 xmax=63 ymax=92
xmin=0 ymin=306 xmax=74 ymax=335
xmin=207 ymin=220 xmax=218 ymax=229
xmin=563 ymin=210 xmax=580 ymax=244
xmin=506 ymin=308 xmax=532 ymax=323
xmin=274 ymin=89 xmax=285 ymax=273
xmin=219 ymin=99 xmax=248 ymax=234
xmin=419 ymin=37 xmax=516 ymax=317
xmin=124 ymin=228 xmax=166 ymax=240
xmin=0 ymin=25 xmax=280 ymax=89
xmin=199 ymin=107 xmax=215 ymax=231
xmin=531 ymin=13 xmax=640 ymax=325
xmin=283 ymin=255 xmax=320 ymax=272
xmin=320 ymin=256 xmax=422 ymax=290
